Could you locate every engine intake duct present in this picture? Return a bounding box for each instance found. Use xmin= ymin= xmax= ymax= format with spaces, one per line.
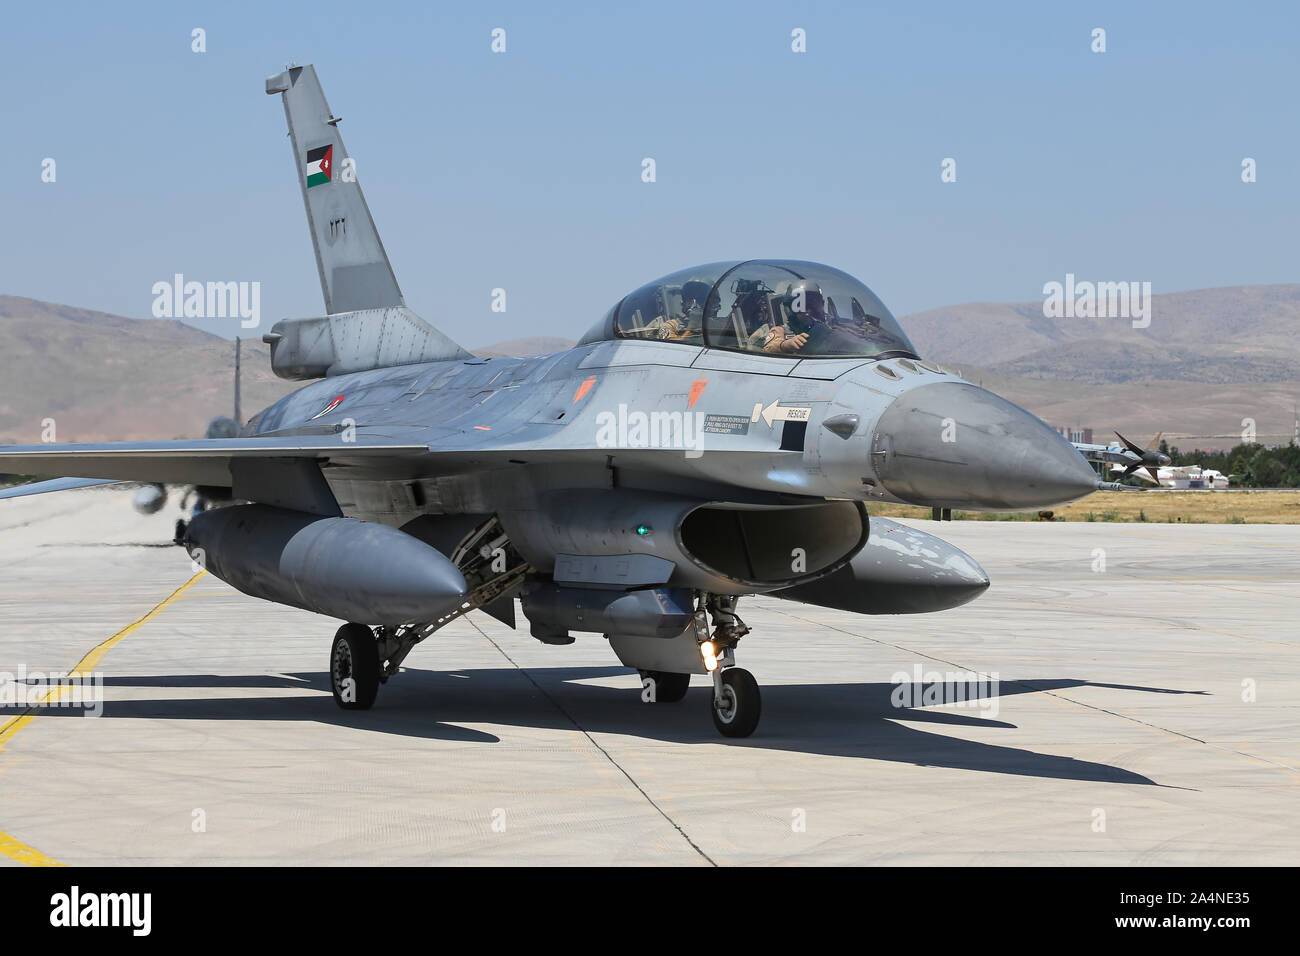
xmin=183 ymin=504 xmax=468 ymax=625
xmin=521 ymin=583 xmax=694 ymax=643
xmin=504 ymin=491 xmax=868 ymax=595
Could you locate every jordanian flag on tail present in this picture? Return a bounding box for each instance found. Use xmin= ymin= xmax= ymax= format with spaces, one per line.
xmin=306 ymin=144 xmax=333 ymax=187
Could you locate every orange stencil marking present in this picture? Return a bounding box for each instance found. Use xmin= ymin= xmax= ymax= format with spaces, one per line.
xmin=573 ymin=375 xmax=597 ymax=402
xmin=688 ymin=377 xmax=708 ymax=409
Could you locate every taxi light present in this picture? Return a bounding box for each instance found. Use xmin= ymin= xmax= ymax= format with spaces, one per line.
xmin=700 ymin=641 xmax=718 ymax=672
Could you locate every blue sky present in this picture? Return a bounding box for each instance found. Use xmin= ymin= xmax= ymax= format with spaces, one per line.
xmin=3 ymin=0 xmax=1297 ymax=345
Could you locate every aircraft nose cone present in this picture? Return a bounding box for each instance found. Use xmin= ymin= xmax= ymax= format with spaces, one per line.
xmin=871 ymin=381 xmax=1100 ymax=510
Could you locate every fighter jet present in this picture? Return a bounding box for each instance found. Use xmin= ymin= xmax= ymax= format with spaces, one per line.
xmin=0 ymin=65 xmax=1124 ymax=738
xmin=1073 ymin=431 xmax=1171 ymax=486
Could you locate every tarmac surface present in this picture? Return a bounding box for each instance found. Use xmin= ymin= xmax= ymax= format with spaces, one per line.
xmin=1 ymin=486 xmax=1297 ymax=865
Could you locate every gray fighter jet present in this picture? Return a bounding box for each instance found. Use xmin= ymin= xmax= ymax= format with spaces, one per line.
xmin=0 ymin=65 xmax=1127 ymax=737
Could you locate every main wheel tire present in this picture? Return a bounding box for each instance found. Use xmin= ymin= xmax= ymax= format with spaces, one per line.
xmin=639 ymin=670 xmax=691 ymax=703
xmin=331 ymin=623 xmax=380 ymax=710
xmin=711 ymin=667 xmax=761 ymax=738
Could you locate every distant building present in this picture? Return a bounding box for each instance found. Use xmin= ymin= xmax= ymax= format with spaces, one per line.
xmin=1054 ymin=426 xmax=1093 ymax=444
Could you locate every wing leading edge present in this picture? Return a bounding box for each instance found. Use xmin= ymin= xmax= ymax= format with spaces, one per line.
xmin=0 ymin=476 xmax=126 ymax=501
xmin=0 ymin=438 xmax=432 ymax=487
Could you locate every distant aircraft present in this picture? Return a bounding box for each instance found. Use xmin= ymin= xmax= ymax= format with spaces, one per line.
xmin=1106 ymin=462 xmax=1231 ymax=490
xmin=1071 ymin=432 xmax=1170 ymax=485
xmin=1073 ymin=431 xmax=1230 ymax=489
xmin=0 ymin=65 xmax=1129 ymax=738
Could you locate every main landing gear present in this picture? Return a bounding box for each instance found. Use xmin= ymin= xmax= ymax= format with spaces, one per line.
xmin=328 ymin=516 xmax=532 ymax=711
xmin=330 ymin=623 xmax=380 ymax=710
xmin=327 ymin=620 xmax=442 ymax=710
xmin=637 ymin=670 xmax=691 ymax=703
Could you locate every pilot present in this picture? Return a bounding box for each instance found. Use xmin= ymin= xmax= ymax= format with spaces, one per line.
xmin=748 ymin=280 xmax=826 ymax=354
xmin=651 ymin=279 xmax=710 ymax=342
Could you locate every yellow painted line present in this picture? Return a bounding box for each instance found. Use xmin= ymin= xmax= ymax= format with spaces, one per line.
xmin=68 ymin=570 xmax=207 ymax=677
xmin=0 ymin=570 xmax=206 ymax=748
xmin=0 ymin=831 xmax=64 ymax=867
xmin=0 ymin=570 xmax=206 ymax=866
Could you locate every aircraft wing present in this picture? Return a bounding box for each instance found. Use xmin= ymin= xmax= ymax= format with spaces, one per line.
xmin=0 ymin=433 xmax=753 ymax=494
xmin=0 ymin=438 xmax=433 ymax=487
xmin=0 ymin=476 xmax=126 ymax=500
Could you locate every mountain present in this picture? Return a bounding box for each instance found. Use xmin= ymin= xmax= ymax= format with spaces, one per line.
xmin=0 ymin=296 xmax=297 ymax=443
xmin=899 ymin=284 xmax=1300 ymax=384
xmin=938 ymin=362 xmax=1299 ymax=449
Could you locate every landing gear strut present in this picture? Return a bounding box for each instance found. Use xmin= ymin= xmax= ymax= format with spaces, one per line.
xmin=326 ymin=516 xmax=532 ymax=712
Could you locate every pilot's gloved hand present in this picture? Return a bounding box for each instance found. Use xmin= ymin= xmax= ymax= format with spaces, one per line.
xmin=656 ymin=318 xmax=682 ymax=339
xmin=763 ymin=327 xmax=809 ymax=353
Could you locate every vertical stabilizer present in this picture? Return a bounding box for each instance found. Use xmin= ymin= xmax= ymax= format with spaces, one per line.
xmin=263 ymin=63 xmax=471 ymax=379
xmin=266 ymin=64 xmax=404 ymax=315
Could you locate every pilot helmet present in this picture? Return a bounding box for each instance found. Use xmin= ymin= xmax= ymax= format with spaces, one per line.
xmin=680 ymin=279 xmax=711 ymax=311
xmin=785 ymin=279 xmax=827 ymax=324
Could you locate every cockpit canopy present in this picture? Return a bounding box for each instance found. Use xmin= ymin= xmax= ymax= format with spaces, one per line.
xmin=580 ymin=260 xmax=918 ymax=359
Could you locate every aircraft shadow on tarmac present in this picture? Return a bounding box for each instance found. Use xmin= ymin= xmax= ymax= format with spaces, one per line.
xmin=6 ymin=667 xmax=1210 ymax=786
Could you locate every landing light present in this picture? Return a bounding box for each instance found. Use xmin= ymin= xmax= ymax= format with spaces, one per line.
xmin=700 ymin=641 xmax=718 ymax=672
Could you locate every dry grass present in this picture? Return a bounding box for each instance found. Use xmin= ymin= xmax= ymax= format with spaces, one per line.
xmin=870 ymin=490 xmax=1300 ymax=524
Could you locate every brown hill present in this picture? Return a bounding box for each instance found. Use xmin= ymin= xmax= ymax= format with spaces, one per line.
xmin=0 ymin=297 xmax=297 ymax=443
xmin=900 ymin=283 xmax=1300 ymax=382
xmin=896 ymin=284 xmax=1300 ymax=449
xmin=942 ymin=362 xmax=1300 ymax=450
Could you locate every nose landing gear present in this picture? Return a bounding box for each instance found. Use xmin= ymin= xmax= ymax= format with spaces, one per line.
xmin=697 ymin=595 xmax=761 ymax=738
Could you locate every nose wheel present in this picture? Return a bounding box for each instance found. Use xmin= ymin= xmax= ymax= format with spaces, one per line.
xmin=710 ymin=666 xmax=761 ymax=737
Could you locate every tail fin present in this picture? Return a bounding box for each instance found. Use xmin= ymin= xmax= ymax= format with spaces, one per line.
xmin=264 ymin=64 xmax=471 ymax=379
xmin=266 ymin=64 xmax=403 ymax=315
